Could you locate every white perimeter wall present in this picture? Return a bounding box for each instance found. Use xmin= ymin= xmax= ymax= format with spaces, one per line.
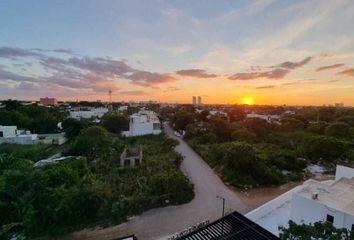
xmin=291 ymin=194 xmax=354 ymax=229
xmin=336 ymin=165 xmax=354 ymax=180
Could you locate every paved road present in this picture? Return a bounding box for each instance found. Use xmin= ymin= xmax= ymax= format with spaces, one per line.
xmin=70 ymin=123 xmax=249 ymax=240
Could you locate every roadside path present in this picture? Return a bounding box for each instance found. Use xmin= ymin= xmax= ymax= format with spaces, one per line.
xmin=69 ymin=123 xmax=249 ymax=240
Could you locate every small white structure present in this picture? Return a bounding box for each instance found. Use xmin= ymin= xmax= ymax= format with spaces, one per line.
xmin=122 ymin=110 xmax=161 ymax=137
xmin=120 ymin=147 xmax=143 ymax=168
xmin=246 ymin=112 xmax=280 ymax=123
xmin=0 ymin=125 xmax=17 ymax=137
xmin=38 ymin=133 xmax=67 ymax=145
xmin=0 ymin=125 xmax=38 ymax=145
xmin=118 ymin=105 xmax=128 ymax=112
xmin=69 ymin=107 xmax=109 ymax=120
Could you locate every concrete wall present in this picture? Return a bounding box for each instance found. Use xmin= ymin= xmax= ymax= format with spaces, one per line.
xmin=0 ymin=135 xmax=37 ymax=145
xmin=336 ymin=165 xmax=354 ymax=180
xmin=246 ymin=182 xmax=309 ymax=221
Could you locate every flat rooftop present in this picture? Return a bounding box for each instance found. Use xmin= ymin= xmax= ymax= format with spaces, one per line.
xmin=296 ymin=177 xmax=354 ymax=216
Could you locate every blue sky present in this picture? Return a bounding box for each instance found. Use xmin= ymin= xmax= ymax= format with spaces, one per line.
xmin=1 ymin=0 xmax=354 ymax=105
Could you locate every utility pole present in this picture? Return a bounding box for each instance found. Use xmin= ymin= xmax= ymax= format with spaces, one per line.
xmin=216 ymin=196 xmax=225 ymax=217
xmin=216 ymin=196 xmax=226 ymax=236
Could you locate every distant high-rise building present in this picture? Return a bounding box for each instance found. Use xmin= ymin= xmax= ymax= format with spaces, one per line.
xmin=192 ymin=96 xmax=197 ymax=105
xmin=40 ymin=97 xmax=57 ymax=106
xmin=335 ymin=103 xmax=344 ymax=107
xmin=197 ymin=96 xmax=202 ymax=105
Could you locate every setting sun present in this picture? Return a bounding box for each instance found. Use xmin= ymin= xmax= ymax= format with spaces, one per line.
xmin=242 ymin=97 xmax=254 ymax=105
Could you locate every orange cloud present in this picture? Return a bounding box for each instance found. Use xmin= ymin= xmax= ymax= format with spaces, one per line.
xmin=228 ymin=68 xmax=289 ymax=80
xmin=337 ymin=68 xmax=354 ymax=77
xmin=315 ymin=63 xmax=344 ymax=72
xmin=277 ymin=57 xmax=312 ymax=69
xmin=255 ymin=85 xmax=275 ymax=89
xmin=176 ymin=69 xmax=218 ymax=78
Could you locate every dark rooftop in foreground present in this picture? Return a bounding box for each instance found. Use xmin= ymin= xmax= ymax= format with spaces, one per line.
xmin=176 ymin=211 xmax=279 ymax=240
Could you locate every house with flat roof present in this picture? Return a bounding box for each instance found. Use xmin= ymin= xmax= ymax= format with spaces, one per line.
xmin=291 ymin=177 xmax=354 ymax=230
xmin=246 ymin=165 xmax=354 ymax=236
xmin=122 ymin=110 xmax=161 ymax=137
xmin=0 ymin=125 xmax=38 ymax=145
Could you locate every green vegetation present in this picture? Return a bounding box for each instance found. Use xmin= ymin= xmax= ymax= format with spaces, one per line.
xmin=0 ymin=101 xmax=193 ymax=238
xmin=0 ymin=144 xmax=61 ymax=161
xmin=101 ymin=113 xmax=129 ymax=134
xmin=279 ymin=220 xmax=354 ymax=239
xmin=0 ymin=99 xmax=67 ymax=134
xmin=0 ymin=128 xmax=193 ymax=238
xmin=171 ymin=105 xmax=354 ymax=188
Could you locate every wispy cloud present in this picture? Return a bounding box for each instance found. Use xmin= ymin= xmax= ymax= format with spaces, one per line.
xmin=176 ymin=69 xmax=218 ymax=78
xmin=254 ymin=85 xmax=275 ymax=89
xmin=277 ymin=57 xmax=312 ymax=69
xmin=228 ymin=68 xmax=289 ymax=80
xmin=0 ymin=66 xmax=38 ymax=82
xmin=0 ymin=47 xmax=178 ymax=93
xmin=127 ymin=71 xmax=177 ymax=87
xmin=119 ymin=90 xmax=147 ymax=96
xmin=337 ymin=68 xmax=354 ymax=77
xmin=315 ymin=63 xmax=345 ymax=72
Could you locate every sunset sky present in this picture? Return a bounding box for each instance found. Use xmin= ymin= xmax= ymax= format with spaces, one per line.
xmin=1 ymin=0 xmax=354 ymax=105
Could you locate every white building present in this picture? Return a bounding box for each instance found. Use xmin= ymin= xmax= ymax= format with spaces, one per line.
xmin=291 ymin=177 xmax=354 ymax=230
xmin=0 ymin=125 xmax=38 ymax=145
xmin=118 ymin=105 xmax=129 ymax=112
xmin=246 ymin=165 xmax=354 ymax=236
xmin=0 ymin=125 xmax=17 ymax=137
xmin=246 ymin=112 xmax=281 ymax=123
xmin=69 ymin=107 xmax=109 ymax=121
xmin=122 ymin=110 xmax=161 ymax=137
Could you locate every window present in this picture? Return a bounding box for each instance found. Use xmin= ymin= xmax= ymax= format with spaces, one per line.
xmin=124 ymin=159 xmax=131 ymax=167
xmin=352 ymin=224 xmax=354 ymax=231
xmin=326 ymin=214 xmax=334 ymax=224
xmin=153 ymin=123 xmax=160 ymax=130
xmin=0 ymin=131 xmax=3 ymax=137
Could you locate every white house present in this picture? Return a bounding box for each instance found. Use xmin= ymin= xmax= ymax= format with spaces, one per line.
xmin=0 ymin=125 xmax=38 ymax=145
xmin=0 ymin=125 xmax=17 ymax=137
xmin=122 ymin=110 xmax=161 ymax=137
xmin=291 ymin=177 xmax=354 ymax=230
xmin=246 ymin=112 xmax=281 ymax=123
xmin=69 ymin=107 xmax=109 ymax=121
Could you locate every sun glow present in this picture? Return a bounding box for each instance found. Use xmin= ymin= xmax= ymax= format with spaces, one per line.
xmin=242 ymin=97 xmax=254 ymax=105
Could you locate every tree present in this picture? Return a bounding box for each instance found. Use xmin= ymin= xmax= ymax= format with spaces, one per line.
xmin=173 ymin=111 xmax=195 ymax=130
xmin=308 ymin=121 xmax=328 ymax=134
xmin=209 ymin=116 xmax=232 ymax=140
xmin=280 ymin=117 xmax=305 ymax=131
xmin=228 ymin=106 xmax=246 ymax=122
xmin=244 ymin=118 xmax=270 ymax=137
xmin=197 ymin=109 xmax=210 ymax=122
xmin=279 ymin=220 xmax=354 ymax=240
xmin=325 ymin=122 xmax=351 ymax=139
xmin=101 ymin=113 xmax=129 ymax=134
xmin=61 ymin=118 xmax=91 ymax=140
xmin=298 ymin=136 xmax=346 ymax=161
xmin=74 ymin=126 xmax=112 ymax=161
xmin=211 ymin=142 xmax=283 ymax=187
